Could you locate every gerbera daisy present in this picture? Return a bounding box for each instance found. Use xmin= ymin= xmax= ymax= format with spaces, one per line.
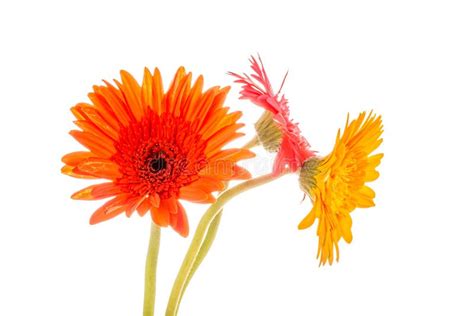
xmin=62 ymin=67 xmax=254 ymax=237
xmin=229 ymin=56 xmax=314 ymax=174
xmin=298 ymin=111 xmax=383 ymax=265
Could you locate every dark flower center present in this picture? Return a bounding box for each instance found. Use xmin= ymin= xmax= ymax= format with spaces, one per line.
xmin=112 ymin=112 xmax=208 ymax=199
xmin=149 ymin=157 xmax=167 ymax=173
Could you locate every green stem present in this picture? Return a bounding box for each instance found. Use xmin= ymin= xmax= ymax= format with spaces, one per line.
xmin=143 ymin=222 xmax=161 ymax=316
xmin=184 ymin=211 xmax=223 ymax=289
xmin=242 ymin=135 xmax=260 ymax=149
xmin=166 ymin=171 xmax=288 ymax=316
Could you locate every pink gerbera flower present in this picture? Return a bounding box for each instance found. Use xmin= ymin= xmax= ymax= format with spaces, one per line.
xmin=229 ymin=55 xmax=314 ymax=174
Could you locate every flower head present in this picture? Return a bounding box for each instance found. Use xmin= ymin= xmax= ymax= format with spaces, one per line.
xmin=62 ymin=67 xmax=254 ymax=236
xmin=298 ymin=111 xmax=383 ymax=265
xmin=229 ymin=56 xmax=313 ymax=174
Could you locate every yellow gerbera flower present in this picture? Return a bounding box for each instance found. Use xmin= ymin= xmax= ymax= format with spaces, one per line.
xmin=298 ymin=111 xmax=383 ymax=265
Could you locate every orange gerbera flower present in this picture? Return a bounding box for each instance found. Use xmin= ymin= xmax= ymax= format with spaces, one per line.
xmin=298 ymin=112 xmax=383 ymax=265
xmin=62 ymin=67 xmax=254 ymax=236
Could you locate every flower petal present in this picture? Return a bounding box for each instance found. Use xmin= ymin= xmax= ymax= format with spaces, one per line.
xmin=149 ymin=193 xmax=161 ymax=208
xmin=150 ymin=205 xmax=169 ymax=227
xmin=75 ymin=158 xmax=121 ymax=179
xmin=61 ymin=165 xmax=97 ymax=179
xmin=71 ymin=182 xmax=120 ymax=200
xmin=69 ymin=130 xmax=115 ymax=157
xmin=119 ymin=70 xmax=144 ymax=121
xmin=89 ymin=195 xmax=131 ymax=224
xmin=170 ymin=201 xmax=189 ymax=237
xmin=136 ymin=198 xmax=151 ymax=217
xmin=179 ymin=186 xmax=216 ymax=203
xmin=61 ymin=151 xmax=95 ymax=166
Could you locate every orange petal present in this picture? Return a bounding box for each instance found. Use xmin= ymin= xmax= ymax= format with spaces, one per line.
xmin=92 ymin=183 xmax=123 ymax=199
xmin=232 ymin=165 xmax=252 ymax=180
xmin=208 ymin=148 xmax=256 ymax=163
xmin=82 ymin=99 xmax=121 ymax=132
xmin=150 ymin=206 xmax=170 ymax=227
xmin=170 ymin=201 xmax=189 ymax=237
xmin=199 ymin=107 xmax=229 ymax=138
xmin=76 ymin=158 xmax=121 ymax=179
xmin=200 ymin=160 xmax=235 ymax=179
xmin=202 ymin=162 xmax=251 ymax=180
xmin=61 ymin=165 xmax=97 ymax=179
xmin=206 ymin=132 xmax=245 ymax=157
xmin=183 ymin=75 xmax=204 ymax=121
xmin=206 ymin=124 xmax=245 ymax=151
xmin=151 ymin=68 xmax=164 ymax=115
xmin=72 ymin=182 xmax=122 ymax=200
xmin=150 ymin=197 xmax=182 ymax=227
xmin=171 ymin=73 xmax=192 ymax=117
xmin=70 ymin=105 xmax=86 ymax=120
xmin=164 ymin=67 xmax=186 ymax=114
xmin=202 ymin=110 xmax=242 ymax=140
xmin=160 ymin=198 xmax=178 ymax=214
xmin=198 ymin=87 xmax=230 ymax=125
xmin=119 ymin=70 xmax=144 ymax=121
xmin=186 ymin=177 xmax=225 ymax=192
xmin=193 ymin=87 xmax=220 ymax=126
xmin=209 ymin=86 xmax=231 ymax=112
xmin=136 ymin=198 xmax=151 ymax=216
xmin=89 ymin=195 xmax=131 ymax=224
xmin=179 ymin=186 xmax=216 ymax=203
xmin=125 ymin=196 xmax=145 ymax=217
xmin=62 ymin=151 xmax=95 ymax=166
xmin=141 ymin=68 xmax=154 ymax=109
xmin=95 ymin=83 xmax=132 ymax=127
xmin=75 ymin=105 xmax=119 ymax=140
xmin=74 ymin=120 xmax=115 ymax=142
xmin=69 ymin=130 xmax=115 ymax=157
xmin=149 ymin=193 xmax=161 ymax=208
xmin=71 ymin=186 xmax=93 ymax=200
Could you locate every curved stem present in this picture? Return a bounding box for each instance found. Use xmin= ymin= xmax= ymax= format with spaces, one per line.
xmin=166 ymin=171 xmax=288 ymax=316
xmin=242 ymin=135 xmax=260 ymax=149
xmin=184 ymin=211 xmax=223 ymax=289
xmin=143 ymin=222 xmax=161 ymax=316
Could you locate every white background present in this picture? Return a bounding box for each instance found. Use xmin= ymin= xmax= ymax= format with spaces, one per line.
xmin=1 ymin=0 xmax=473 ymax=315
